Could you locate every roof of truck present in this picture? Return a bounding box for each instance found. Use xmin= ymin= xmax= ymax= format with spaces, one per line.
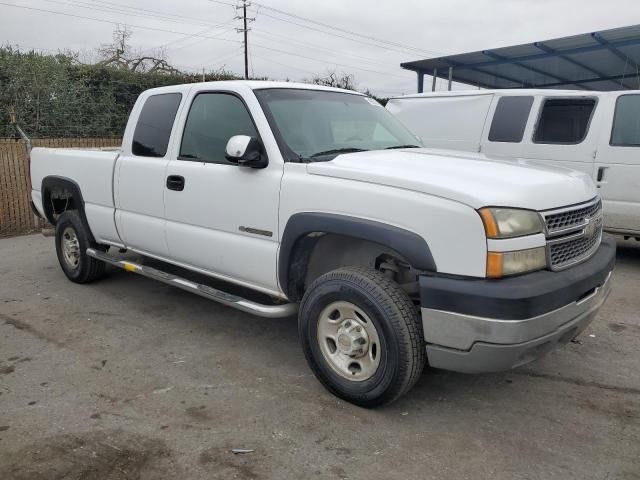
xmin=142 ymin=80 xmax=365 ymax=96
xmin=388 ymin=88 xmax=639 ymax=100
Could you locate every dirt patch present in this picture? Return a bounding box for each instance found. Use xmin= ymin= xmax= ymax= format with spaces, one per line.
xmin=580 ymin=398 xmax=640 ymax=422
xmin=185 ymin=405 xmax=212 ymax=421
xmin=0 ymin=429 xmax=180 ymax=480
xmin=199 ymin=447 xmax=263 ymax=479
xmin=608 ymin=322 xmax=627 ymax=333
xmin=0 ymin=312 xmax=64 ymax=348
xmin=515 ymin=370 xmax=640 ymax=396
xmin=0 ymin=365 xmax=15 ymax=375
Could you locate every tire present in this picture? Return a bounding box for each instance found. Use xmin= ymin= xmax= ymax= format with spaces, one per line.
xmin=55 ymin=210 xmax=106 ymax=284
xmin=299 ymin=266 xmax=425 ymax=407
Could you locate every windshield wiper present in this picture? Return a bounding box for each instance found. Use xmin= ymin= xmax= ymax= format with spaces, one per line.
xmin=384 ymin=144 xmax=421 ymax=150
xmin=310 ymin=147 xmax=368 ymax=159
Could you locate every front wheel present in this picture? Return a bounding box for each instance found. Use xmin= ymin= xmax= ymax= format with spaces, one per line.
xmin=55 ymin=211 xmax=106 ymax=283
xmin=299 ymin=266 xmax=425 ymax=407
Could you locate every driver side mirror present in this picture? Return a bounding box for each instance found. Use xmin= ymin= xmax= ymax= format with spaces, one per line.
xmin=225 ymin=135 xmax=268 ymax=168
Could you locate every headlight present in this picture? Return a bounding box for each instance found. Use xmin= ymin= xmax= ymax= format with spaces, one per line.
xmin=479 ymin=208 xmax=544 ymax=238
xmin=487 ymin=247 xmax=547 ymax=278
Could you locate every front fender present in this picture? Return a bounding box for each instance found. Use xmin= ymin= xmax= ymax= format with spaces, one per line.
xmin=278 ymin=212 xmax=436 ymax=297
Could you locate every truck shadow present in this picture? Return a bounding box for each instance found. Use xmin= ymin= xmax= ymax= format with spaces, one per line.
xmin=614 ymin=237 xmax=640 ymax=265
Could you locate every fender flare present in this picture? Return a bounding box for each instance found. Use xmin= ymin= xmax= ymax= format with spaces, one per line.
xmin=41 ymin=175 xmax=95 ymax=243
xmin=278 ymin=212 xmax=437 ymax=297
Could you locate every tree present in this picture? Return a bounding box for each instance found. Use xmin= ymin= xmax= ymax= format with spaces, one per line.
xmin=98 ymin=26 xmax=180 ymax=74
xmin=310 ymin=70 xmax=357 ymax=90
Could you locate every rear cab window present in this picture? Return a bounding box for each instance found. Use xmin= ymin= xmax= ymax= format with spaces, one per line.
xmin=488 ymin=96 xmax=534 ymax=143
xmin=611 ymin=94 xmax=640 ymax=147
xmin=132 ymin=93 xmax=182 ymax=157
xmin=533 ymin=98 xmax=596 ymax=144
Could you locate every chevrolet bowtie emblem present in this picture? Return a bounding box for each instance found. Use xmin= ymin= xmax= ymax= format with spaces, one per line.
xmin=584 ymin=214 xmax=603 ymax=237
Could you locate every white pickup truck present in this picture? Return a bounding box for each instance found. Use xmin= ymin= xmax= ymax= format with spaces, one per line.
xmin=30 ymin=81 xmax=615 ymax=406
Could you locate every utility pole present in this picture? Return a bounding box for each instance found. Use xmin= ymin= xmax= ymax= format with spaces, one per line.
xmin=235 ymin=1 xmax=254 ymax=80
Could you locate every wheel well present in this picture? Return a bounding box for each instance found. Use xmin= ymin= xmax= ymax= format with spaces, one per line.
xmin=285 ymin=233 xmax=422 ymax=302
xmin=45 ymin=185 xmax=78 ymax=221
xmin=41 ymin=176 xmax=95 ymax=243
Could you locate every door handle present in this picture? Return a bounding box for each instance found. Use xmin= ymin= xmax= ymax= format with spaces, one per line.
xmin=596 ymin=167 xmax=608 ymax=188
xmin=166 ymin=175 xmax=185 ymax=191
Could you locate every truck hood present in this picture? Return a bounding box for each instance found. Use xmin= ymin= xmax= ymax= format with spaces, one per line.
xmin=306 ymin=148 xmax=597 ymax=211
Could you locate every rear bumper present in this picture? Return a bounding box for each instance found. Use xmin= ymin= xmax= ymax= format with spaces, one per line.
xmin=419 ymin=236 xmax=616 ymax=373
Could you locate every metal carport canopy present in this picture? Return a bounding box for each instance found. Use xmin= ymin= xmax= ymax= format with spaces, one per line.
xmin=401 ymin=24 xmax=640 ymax=92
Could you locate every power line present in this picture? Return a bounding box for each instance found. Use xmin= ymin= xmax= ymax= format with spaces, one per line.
xmin=162 ymin=26 xmax=238 ymax=52
xmin=253 ymin=10 xmax=426 ymax=58
xmin=37 ymin=0 xmax=226 ymax=29
xmin=0 ymin=2 xmax=242 ymax=45
xmin=207 ymin=0 xmax=237 ymax=7
xmin=251 ymin=43 xmax=411 ymax=79
xmin=84 ymin=0 xmax=235 ymax=28
xmin=35 ymin=0 xmax=239 ymax=57
xmin=251 ymin=52 xmax=317 ymax=76
xmin=252 ymin=29 xmax=401 ymax=69
xmin=252 ymin=3 xmax=443 ymax=57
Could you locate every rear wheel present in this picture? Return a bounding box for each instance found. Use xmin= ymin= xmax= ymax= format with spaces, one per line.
xmin=55 ymin=211 xmax=106 ymax=283
xmin=299 ymin=266 xmax=425 ymax=407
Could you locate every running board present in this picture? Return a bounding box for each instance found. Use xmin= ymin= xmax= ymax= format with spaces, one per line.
xmin=86 ymin=248 xmax=298 ymax=318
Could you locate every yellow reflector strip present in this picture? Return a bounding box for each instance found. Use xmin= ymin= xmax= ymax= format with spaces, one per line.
xmin=123 ymin=263 xmax=137 ymax=272
xmin=486 ymin=252 xmax=503 ymax=278
xmin=479 ymin=208 xmax=499 ymax=238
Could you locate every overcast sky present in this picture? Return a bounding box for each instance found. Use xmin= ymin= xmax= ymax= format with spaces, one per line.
xmin=2 ymin=0 xmax=640 ymax=96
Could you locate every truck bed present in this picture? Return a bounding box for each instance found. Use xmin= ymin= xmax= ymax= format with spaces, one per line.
xmin=31 ymin=147 xmax=121 ymax=243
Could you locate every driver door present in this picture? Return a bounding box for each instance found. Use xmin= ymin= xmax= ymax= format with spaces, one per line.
xmin=163 ymin=90 xmax=283 ymax=295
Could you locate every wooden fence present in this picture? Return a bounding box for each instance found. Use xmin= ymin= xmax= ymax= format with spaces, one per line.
xmin=0 ymin=137 xmax=121 ymax=238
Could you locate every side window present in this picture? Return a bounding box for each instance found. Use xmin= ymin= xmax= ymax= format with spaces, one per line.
xmin=488 ymin=96 xmax=534 ymax=143
xmin=533 ymin=98 xmax=596 ymax=144
xmin=179 ymin=93 xmax=258 ymax=164
xmin=132 ymin=93 xmax=182 ymax=157
xmin=611 ymin=94 xmax=640 ymax=147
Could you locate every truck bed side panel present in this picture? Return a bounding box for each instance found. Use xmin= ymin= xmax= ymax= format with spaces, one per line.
xmin=31 ymin=147 xmax=122 ymax=244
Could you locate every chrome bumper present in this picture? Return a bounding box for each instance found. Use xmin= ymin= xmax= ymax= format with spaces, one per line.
xmin=421 ymin=271 xmax=612 ymax=373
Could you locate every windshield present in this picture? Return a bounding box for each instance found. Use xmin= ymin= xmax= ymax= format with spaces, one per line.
xmin=254 ymin=88 xmax=421 ymax=161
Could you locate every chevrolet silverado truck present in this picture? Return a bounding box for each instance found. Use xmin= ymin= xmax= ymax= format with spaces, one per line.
xmin=29 ymin=81 xmax=615 ymax=407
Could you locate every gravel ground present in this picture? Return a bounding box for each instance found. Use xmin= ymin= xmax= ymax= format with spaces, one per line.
xmin=0 ymin=233 xmax=639 ymax=480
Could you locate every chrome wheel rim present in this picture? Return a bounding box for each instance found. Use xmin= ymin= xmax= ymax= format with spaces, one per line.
xmin=317 ymin=301 xmax=381 ymax=381
xmin=61 ymin=227 xmax=80 ymax=269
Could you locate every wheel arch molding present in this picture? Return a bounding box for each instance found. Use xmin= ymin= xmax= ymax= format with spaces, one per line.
xmin=278 ymin=212 xmax=437 ymax=298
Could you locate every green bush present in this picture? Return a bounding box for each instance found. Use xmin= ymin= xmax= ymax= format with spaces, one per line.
xmin=0 ymin=47 xmax=239 ymax=138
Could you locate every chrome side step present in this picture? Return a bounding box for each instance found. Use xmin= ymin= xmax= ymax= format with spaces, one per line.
xmin=86 ymin=248 xmax=298 ymax=318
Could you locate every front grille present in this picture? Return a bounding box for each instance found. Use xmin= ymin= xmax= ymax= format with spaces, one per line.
xmin=549 ymin=231 xmax=601 ymax=269
xmin=545 ymin=199 xmax=602 ymax=234
xmin=542 ymin=198 xmax=603 ymax=270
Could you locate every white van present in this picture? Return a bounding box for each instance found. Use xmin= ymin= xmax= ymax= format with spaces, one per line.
xmin=387 ymin=90 xmax=640 ymax=237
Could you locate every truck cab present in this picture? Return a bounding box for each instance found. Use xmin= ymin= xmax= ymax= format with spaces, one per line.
xmin=30 ymin=81 xmax=615 ymax=407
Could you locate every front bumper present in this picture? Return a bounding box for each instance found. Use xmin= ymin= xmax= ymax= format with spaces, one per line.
xmin=419 ymin=236 xmax=616 ymax=373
